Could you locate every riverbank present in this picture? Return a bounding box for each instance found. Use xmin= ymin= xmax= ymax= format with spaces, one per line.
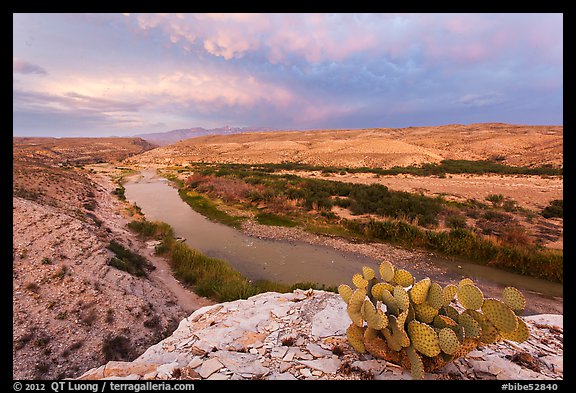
xmin=124 ymin=166 xmax=562 ymax=316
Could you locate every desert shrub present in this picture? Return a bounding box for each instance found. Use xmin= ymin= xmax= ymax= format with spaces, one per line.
xmin=106 ymin=240 xmax=154 ymax=277
xmin=486 ymin=194 xmax=504 ymax=207
xmin=445 ymin=214 xmax=468 ymax=229
xmin=541 ymin=199 xmax=563 ymax=219
xmin=102 ymin=335 xmax=133 ymax=361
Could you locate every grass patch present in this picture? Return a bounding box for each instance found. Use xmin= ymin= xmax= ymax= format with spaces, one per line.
xmin=177 ymin=189 xmax=244 ymax=228
xmin=255 ymin=212 xmax=297 ymax=227
xmin=343 ymin=219 xmax=562 ymax=283
xmin=106 ymin=240 xmax=155 ymax=278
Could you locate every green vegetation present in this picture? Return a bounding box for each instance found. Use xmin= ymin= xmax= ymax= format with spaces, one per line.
xmin=106 ymin=240 xmax=155 ymax=278
xmin=177 ymin=189 xmax=244 ymax=228
xmin=255 ymin=212 xmax=298 ymax=227
xmin=541 ymin=199 xmax=563 ymax=219
xmin=187 ymin=159 xmax=562 ymax=177
xmin=342 ymin=220 xmax=562 ymax=282
xmin=127 ymin=219 xmax=335 ymax=302
xmin=340 ymin=262 xmax=530 ymax=379
xmin=160 ymin=162 xmax=562 ymax=283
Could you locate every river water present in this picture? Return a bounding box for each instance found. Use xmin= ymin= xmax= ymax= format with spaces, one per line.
xmin=123 ymin=170 xmax=562 ymax=303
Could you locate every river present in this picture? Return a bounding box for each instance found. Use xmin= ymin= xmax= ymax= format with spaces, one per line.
xmin=123 ymin=169 xmax=562 ymax=315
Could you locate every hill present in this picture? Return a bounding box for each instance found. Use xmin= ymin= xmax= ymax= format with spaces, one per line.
xmin=129 ymin=123 xmax=562 ymax=169
xmin=13 ymin=137 xmax=156 ymax=165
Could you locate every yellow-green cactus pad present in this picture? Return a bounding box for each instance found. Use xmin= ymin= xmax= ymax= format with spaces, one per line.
xmin=442 ymin=284 xmax=458 ymax=306
xmin=414 ymin=302 xmax=439 ymax=324
xmin=433 ymin=315 xmax=458 ymax=329
xmin=394 ymin=285 xmax=410 ymax=311
xmin=382 ymin=327 xmax=402 ymax=352
xmin=457 ymin=312 xmax=482 ymax=339
xmin=410 ymin=277 xmax=431 ymax=305
xmin=389 ymin=314 xmax=411 ymax=347
xmin=457 ymin=284 xmax=484 ymax=310
xmin=441 ymin=305 xmax=460 ymax=322
xmin=379 ymin=261 xmax=395 ymax=282
xmin=362 ymin=266 xmax=376 ymax=281
xmin=393 ymin=269 xmax=414 ymax=287
xmin=406 ymin=345 xmax=425 ymax=380
xmin=338 ymin=284 xmax=353 ymax=304
xmin=347 ymin=289 xmax=367 ymax=327
xmin=465 ymin=309 xmax=500 ymax=344
xmin=346 ymin=324 xmax=366 ymax=353
xmin=407 ymin=320 xmax=441 ymax=358
xmin=352 ymin=273 xmax=368 ymax=289
xmin=364 ymin=326 xmax=380 ymax=340
xmin=397 ymin=308 xmax=410 ymax=328
xmin=381 ymin=289 xmax=399 ymax=316
xmin=438 ymin=327 xmax=461 ymax=355
xmin=502 ymin=287 xmax=526 ymax=315
xmin=371 ymin=282 xmax=395 ymax=300
xmin=499 ymin=316 xmax=530 ymax=343
xmin=362 ymin=299 xmax=388 ymax=330
xmin=426 ymin=283 xmax=443 ymax=309
xmin=482 ymin=298 xmax=518 ymax=333
xmin=458 ymin=278 xmax=475 ymax=287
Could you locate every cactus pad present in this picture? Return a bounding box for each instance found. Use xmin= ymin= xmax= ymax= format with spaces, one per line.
xmin=352 ymin=273 xmax=369 ymax=289
xmin=499 ymin=316 xmax=530 ymax=343
xmin=433 ymin=315 xmax=458 ymax=329
xmin=407 ymin=320 xmax=441 ymax=357
xmin=394 ymin=285 xmax=410 ymax=311
xmin=438 ymin=328 xmax=461 ymax=355
xmin=381 ymin=289 xmax=399 ymax=316
xmin=441 ymin=305 xmax=460 ymax=322
xmin=371 ymin=282 xmax=395 ymax=300
xmin=406 ymin=345 xmax=425 ymax=380
xmin=465 ymin=309 xmax=500 ymax=344
xmin=457 ymin=284 xmax=484 ymax=310
xmin=442 ymin=284 xmax=458 ymax=306
xmin=347 ymin=289 xmax=367 ymax=327
xmin=457 ymin=312 xmax=482 ymax=339
xmin=346 ymin=324 xmax=366 ymax=353
xmin=381 ymin=327 xmax=402 ymax=352
xmin=362 ymin=299 xmax=388 ymax=330
xmin=458 ymin=278 xmax=475 ymax=287
xmin=426 ymin=283 xmax=443 ymax=309
xmin=482 ymin=298 xmax=518 ymax=333
xmin=362 ymin=266 xmax=376 ymax=280
xmin=338 ymin=284 xmax=353 ymax=304
xmin=502 ymin=287 xmax=526 ymax=315
xmin=379 ymin=261 xmax=395 ymax=282
xmin=410 ymin=277 xmax=431 ymax=305
xmin=414 ymin=302 xmax=439 ymax=324
xmin=393 ymin=269 xmax=414 ymax=287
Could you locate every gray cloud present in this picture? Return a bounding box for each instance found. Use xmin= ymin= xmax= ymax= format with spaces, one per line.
xmin=13 ymin=58 xmax=47 ymax=75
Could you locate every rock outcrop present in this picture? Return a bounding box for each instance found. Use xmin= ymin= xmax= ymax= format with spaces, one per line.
xmin=79 ymin=290 xmax=563 ymax=381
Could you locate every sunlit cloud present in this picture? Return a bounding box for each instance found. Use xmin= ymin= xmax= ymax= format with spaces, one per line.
xmin=12 ymin=13 xmax=563 ymax=137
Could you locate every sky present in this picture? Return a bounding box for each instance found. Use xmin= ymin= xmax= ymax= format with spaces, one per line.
xmin=13 ymin=13 xmax=563 ymax=137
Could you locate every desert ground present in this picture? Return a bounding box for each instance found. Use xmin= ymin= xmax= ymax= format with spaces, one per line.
xmin=13 ymin=143 xmax=212 ymax=379
xmin=13 ymin=123 xmax=562 ymax=379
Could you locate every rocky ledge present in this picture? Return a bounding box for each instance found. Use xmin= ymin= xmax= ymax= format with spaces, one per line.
xmin=79 ymin=290 xmax=563 ymax=381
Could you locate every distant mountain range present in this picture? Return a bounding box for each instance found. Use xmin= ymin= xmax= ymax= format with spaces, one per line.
xmin=134 ymin=126 xmax=275 ymax=146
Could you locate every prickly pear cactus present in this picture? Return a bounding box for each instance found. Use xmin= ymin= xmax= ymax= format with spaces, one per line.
xmin=339 ymin=261 xmax=530 ymax=379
